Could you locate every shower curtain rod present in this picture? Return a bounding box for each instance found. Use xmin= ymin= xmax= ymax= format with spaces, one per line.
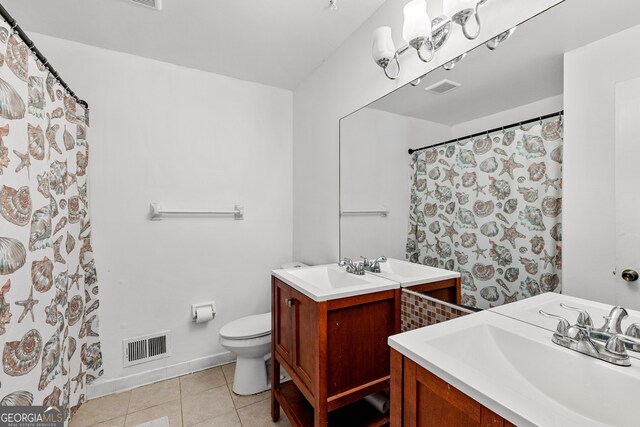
xmin=407 ymin=110 xmax=563 ymax=155
xmin=0 ymin=4 xmax=89 ymax=109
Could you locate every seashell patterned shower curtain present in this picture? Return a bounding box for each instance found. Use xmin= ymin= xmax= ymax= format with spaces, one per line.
xmin=406 ymin=117 xmax=563 ymax=309
xmin=0 ymin=19 xmax=102 ymax=423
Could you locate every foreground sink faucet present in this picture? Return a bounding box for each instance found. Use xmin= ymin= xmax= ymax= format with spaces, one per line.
xmin=540 ymin=310 xmax=640 ymax=367
xmin=338 ymin=258 xmax=365 ymax=275
xmin=362 ymin=256 xmax=387 ymax=273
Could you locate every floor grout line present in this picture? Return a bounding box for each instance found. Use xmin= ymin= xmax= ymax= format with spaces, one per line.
xmin=179 ymin=376 xmax=185 ymax=427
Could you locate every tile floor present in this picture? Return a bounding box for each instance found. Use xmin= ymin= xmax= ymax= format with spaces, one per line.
xmin=70 ymin=363 xmax=291 ymax=427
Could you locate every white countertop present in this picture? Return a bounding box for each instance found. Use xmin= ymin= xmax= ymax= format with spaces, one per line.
xmin=389 ymin=309 xmax=640 ymax=426
xmin=272 ymin=263 xmax=400 ymax=302
xmin=370 ymin=258 xmax=460 ymax=287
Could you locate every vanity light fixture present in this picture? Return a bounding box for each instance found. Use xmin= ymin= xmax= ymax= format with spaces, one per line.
xmin=403 ymin=0 xmax=436 ymax=63
xmin=443 ymin=0 xmax=488 ymax=40
xmin=372 ymin=26 xmax=401 ymax=79
xmin=372 ymin=0 xmax=452 ymax=80
xmin=372 ymin=0 xmax=493 ymax=80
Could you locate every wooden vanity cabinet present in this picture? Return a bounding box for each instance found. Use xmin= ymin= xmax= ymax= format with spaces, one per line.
xmin=390 ymin=349 xmax=516 ymax=427
xmin=271 ymin=276 xmax=401 ymax=427
xmin=405 ymin=277 xmax=461 ymax=305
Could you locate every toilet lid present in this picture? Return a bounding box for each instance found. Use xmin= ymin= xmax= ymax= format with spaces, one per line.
xmin=219 ymin=313 xmax=271 ymax=340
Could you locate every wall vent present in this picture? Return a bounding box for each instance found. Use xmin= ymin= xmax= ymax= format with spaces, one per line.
xmin=123 ymin=331 xmax=171 ymax=367
xmin=424 ymin=79 xmax=461 ymax=95
xmin=129 ymin=0 xmax=163 ymax=11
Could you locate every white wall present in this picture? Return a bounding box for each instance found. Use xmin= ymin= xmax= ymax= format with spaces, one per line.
xmin=340 ymin=108 xmax=450 ymax=260
xmin=451 ymin=95 xmax=563 ymax=138
xmin=292 ymin=0 xmax=564 ymax=265
xmin=563 ymin=24 xmax=640 ymax=303
xmin=30 ymin=33 xmax=293 ymax=393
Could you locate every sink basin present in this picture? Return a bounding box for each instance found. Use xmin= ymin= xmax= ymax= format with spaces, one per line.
xmin=372 ymin=258 xmax=459 ymax=287
xmin=272 ymin=264 xmax=399 ymax=302
xmin=389 ymin=311 xmax=640 ymax=426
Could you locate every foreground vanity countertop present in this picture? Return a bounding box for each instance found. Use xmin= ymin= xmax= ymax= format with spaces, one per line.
xmin=272 ymin=263 xmax=399 ymax=302
xmin=371 ymin=258 xmax=460 ymax=287
xmin=389 ymin=310 xmax=640 ymax=427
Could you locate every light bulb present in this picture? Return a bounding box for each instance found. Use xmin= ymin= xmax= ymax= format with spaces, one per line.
xmin=402 ymin=0 xmax=432 ymax=44
xmin=372 ymin=26 xmax=396 ymax=63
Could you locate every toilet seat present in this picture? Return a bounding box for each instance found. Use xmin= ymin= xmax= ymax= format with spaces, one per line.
xmin=219 ymin=312 xmax=271 ymax=340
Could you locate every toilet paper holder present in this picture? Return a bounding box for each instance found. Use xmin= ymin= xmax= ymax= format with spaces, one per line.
xmin=191 ymin=301 xmax=216 ymax=322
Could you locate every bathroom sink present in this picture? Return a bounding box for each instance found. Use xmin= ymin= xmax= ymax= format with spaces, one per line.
xmin=372 ymin=258 xmax=459 ymax=287
xmin=272 ymin=264 xmax=399 ymax=302
xmin=389 ymin=311 xmax=640 ymax=426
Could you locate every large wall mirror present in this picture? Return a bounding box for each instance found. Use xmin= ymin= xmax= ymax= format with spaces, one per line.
xmin=340 ymin=0 xmax=640 ymax=310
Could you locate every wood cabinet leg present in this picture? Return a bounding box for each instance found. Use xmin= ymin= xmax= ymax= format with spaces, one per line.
xmin=390 ymin=349 xmax=403 ymax=427
xmin=314 ymin=407 xmax=328 ymax=427
xmin=271 ymin=355 xmax=281 ymax=421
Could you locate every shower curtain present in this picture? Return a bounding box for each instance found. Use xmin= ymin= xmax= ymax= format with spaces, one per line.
xmin=406 ymin=117 xmax=563 ymax=309
xmin=0 ymin=23 xmax=102 ymax=422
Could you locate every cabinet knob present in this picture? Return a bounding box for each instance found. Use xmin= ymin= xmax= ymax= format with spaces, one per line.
xmin=285 ymin=298 xmax=294 ymax=308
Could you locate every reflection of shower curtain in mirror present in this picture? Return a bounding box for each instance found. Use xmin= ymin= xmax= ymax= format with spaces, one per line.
xmin=406 ymin=118 xmax=563 ymax=309
xmin=0 ymin=20 xmax=102 ymax=423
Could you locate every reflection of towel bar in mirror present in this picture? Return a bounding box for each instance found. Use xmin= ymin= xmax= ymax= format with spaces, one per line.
xmin=341 ymin=207 xmax=389 ymax=218
xmin=150 ymin=203 xmax=244 ymax=221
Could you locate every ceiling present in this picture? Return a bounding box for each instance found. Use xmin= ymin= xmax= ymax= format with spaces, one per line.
xmin=1 ymin=0 xmax=386 ymax=90
xmin=367 ymin=0 xmax=640 ymax=125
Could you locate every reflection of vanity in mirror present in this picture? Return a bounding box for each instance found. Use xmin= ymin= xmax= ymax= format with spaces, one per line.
xmin=340 ymin=0 xmax=640 ymax=317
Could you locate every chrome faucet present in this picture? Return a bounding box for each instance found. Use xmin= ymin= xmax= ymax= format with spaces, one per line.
xmin=558 ymin=303 xmax=640 ymax=352
xmin=338 ymin=258 xmax=365 ymax=275
xmin=595 ymin=306 xmax=628 ymax=334
xmin=540 ymin=310 xmax=640 ymax=366
xmin=361 ymin=256 xmax=387 ymax=273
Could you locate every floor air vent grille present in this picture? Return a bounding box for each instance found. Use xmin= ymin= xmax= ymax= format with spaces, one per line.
xmin=123 ymin=331 xmax=171 ymax=367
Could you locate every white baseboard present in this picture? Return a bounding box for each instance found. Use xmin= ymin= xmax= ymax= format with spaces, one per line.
xmin=87 ymin=351 xmax=236 ymax=399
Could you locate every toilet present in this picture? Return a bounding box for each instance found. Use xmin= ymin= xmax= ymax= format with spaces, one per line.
xmin=219 ymin=262 xmax=307 ymax=395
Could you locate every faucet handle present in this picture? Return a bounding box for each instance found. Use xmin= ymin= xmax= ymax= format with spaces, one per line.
xmin=539 ymin=310 xmax=571 ymax=337
xmin=360 ymin=256 xmax=371 ymax=267
xmin=559 ymin=303 xmax=594 ymax=329
xmin=375 ymin=256 xmax=387 ymax=264
xmin=625 ymin=323 xmax=640 ymax=338
xmin=605 ymin=333 xmax=640 ymax=356
xmin=338 ymin=258 xmax=353 ymax=267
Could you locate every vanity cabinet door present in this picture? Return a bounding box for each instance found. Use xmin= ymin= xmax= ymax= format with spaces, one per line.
xmin=400 ymin=356 xmax=512 ymax=427
xmin=290 ymin=287 xmax=318 ymax=392
xmin=273 ymin=279 xmax=294 ymax=365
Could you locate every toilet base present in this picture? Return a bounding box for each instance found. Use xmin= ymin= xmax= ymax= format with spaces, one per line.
xmin=232 ymin=356 xmax=269 ymax=395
